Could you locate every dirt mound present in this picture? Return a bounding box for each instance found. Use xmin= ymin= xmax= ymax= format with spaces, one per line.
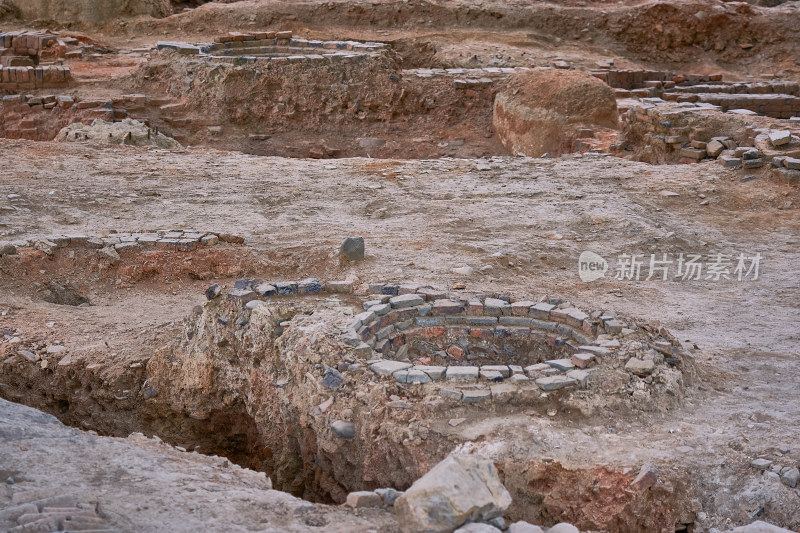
xmin=56 ymin=118 xmax=180 ymax=148
xmin=493 ymin=69 xmax=618 ymax=157
xmin=9 ymin=0 xmax=171 ymax=24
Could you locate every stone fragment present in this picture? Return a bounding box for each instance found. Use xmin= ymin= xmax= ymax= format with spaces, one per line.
xmin=390 ymin=294 xmax=424 ymax=308
xmin=729 ymin=521 xmax=795 ymax=533
xmin=394 ymin=455 xmax=512 ymax=533
xmin=784 ymin=157 xmax=800 ymax=170
xmin=440 ymin=388 xmax=464 ymax=400
xmin=624 ymin=358 xmax=655 ymax=376
xmin=413 ymin=365 xmax=447 ymax=380
xmin=382 ymin=284 xmax=400 ymax=296
xmin=480 ymin=370 xmax=504 ymax=382
xmin=205 ymin=284 xmax=222 ymax=300
xmin=571 ymin=352 xmax=595 ymax=368
xmin=481 ymin=365 xmax=511 ymax=377
xmin=17 ymin=350 xmax=36 ymax=362
xmin=454 ymin=524 xmax=502 ymax=533
xmin=331 ymin=420 xmax=355 ymax=439
xmin=508 ymin=523 xmax=545 ymax=533
xmin=341 ymin=330 xmax=361 ymax=347
xmin=604 ymin=319 xmax=623 ymax=334
xmin=227 ymin=289 xmax=257 ymax=304
xmin=235 ymin=279 xmax=255 ymax=290
xmin=719 ymin=155 xmax=741 ymax=168
xmin=394 ymin=369 xmax=432 ymax=384
xmin=706 ymin=139 xmax=725 ymax=157
xmin=566 ymin=369 xmax=591 ymax=386
xmin=452 ymin=266 xmax=474 ymax=276
xmin=546 ymin=525 xmax=580 ymax=533
xmin=371 ymin=303 xmax=391 ymax=316
xmin=297 ymin=278 xmax=322 ymax=294
xmin=218 ymin=233 xmax=245 ymax=244
xmin=680 ymin=147 xmax=706 ymax=160
xmin=780 ymin=467 xmax=799 ymax=488
xmin=446 ymin=366 xmax=479 ymax=382
xmin=769 ymin=130 xmax=791 ymax=147
xmin=534 ymin=376 xmax=576 ymax=391
xmin=462 ymin=388 xmax=492 ymax=403
xmin=340 ymin=237 xmax=365 ymax=262
xmin=530 ymin=302 xmax=554 ymax=319
xmin=274 ymin=282 xmax=297 ymax=295
xmin=0 ymin=242 xmax=16 ymax=256
xmin=742 ymin=149 xmax=761 ymax=160
xmin=325 ymin=281 xmax=353 ymax=293
xmin=490 ymin=383 xmax=516 ymax=401
xmin=98 ymin=246 xmax=120 ymax=264
xmin=484 ymin=298 xmax=511 ymax=316
xmin=346 ymin=491 xmax=382 ymax=508
xmin=375 ymin=487 xmax=404 ymax=507
xmin=370 ymin=360 xmax=412 ymax=376
xmin=631 ymin=463 xmax=658 ymax=491
xmin=255 ymin=283 xmax=277 ymax=297
xmin=545 ymin=358 xmax=574 ymax=371
xmin=432 ymin=299 xmax=465 ymax=316
xmin=245 ymin=300 xmax=265 ymax=310
xmin=750 ymin=458 xmax=773 ymax=470
xmin=321 ymin=368 xmax=344 ymax=389
xmin=200 ymin=234 xmax=219 ymax=246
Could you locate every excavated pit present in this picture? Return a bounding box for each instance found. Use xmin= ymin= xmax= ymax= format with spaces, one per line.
xmin=0 ymin=252 xmax=702 ymax=528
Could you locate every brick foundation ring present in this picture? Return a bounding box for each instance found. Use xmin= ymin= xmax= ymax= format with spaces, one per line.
xmin=211 ymin=280 xmax=694 ymax=410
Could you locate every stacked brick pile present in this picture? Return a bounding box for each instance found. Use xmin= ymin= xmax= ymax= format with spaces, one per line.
xmin=669 ymin=93 xmax=800 ymax=119
xmin=0 ymin=93 xmax=186 ymax=141
xmin=599 ymin=68 xmax=800 ymax=119
xmin=0 ymin=31 xmax=68 ymax=88
xmin=621 ymin=99 xmax=800 ymax=181
xmin=591 ymin=69 xmax=721 ymax=91
xmin=0 ymin=31 xmax=64 ymax=60
xmin=0 ymin=65 xmax=71 ymax=90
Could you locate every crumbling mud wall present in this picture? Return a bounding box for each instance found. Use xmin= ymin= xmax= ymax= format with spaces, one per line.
xmin=135 ymin=49 xmax=404 ymax=131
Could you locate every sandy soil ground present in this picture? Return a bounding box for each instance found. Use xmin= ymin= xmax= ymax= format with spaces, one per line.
xmin=1 ymin=138 xmax=799 ymax=528
xmin=2 ymin=0 xmax=800 ymax=529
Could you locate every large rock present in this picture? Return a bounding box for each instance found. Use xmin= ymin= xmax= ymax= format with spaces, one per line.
xmin=493 ymin=69 xmax=618 ymax=157
xmin=394 ymin=455 xmax=512 ymax=533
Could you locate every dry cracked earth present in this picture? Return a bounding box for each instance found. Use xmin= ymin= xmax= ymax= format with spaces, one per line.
xmin=1 ymin=0 xmax=800 ymax=532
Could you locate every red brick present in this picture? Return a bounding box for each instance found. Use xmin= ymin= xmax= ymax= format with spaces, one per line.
xmin=446 ymin=345 xmax=464 ymax=358
xmin=421 ymin=326 xmax=445 ymax=339
xmin=469 ymin=328 xmax=492 ymax=338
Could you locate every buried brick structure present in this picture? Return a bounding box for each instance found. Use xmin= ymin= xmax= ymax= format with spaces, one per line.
xmin=0 ymin=31 xmax=71 ymax=90
xmin=138 ymin=278 xmax=695 ymax=501
xmin=76 ymin=272 xmax=695 ymax=505
xmin=157 ymin=30 xmax=390 ymax=65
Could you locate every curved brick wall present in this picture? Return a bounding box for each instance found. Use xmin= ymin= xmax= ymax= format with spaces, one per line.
xmin=213 ymin=280 xmax=688 ymax=407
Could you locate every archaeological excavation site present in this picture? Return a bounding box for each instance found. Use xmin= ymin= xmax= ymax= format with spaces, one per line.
xmin=1 ymin=0 xmax=800 ymax=532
